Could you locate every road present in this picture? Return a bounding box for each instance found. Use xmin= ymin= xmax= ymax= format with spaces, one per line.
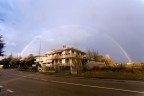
xmin=0 ymin=69 xmax=144 ymax=96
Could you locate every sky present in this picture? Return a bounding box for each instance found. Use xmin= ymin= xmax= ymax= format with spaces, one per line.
xmin=0 ymin=0 xmax=144 ymax=62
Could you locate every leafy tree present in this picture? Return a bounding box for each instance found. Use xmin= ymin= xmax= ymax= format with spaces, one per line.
xmin=0 ymin=54 xmax=13 ymax=68
xmin=23 ymin=54 xmax=35 ymax=68
xmin=0 ymin=58 xmax=9 ymax=68
xmin=0 ymin=54 xmax=35 ymax=69
xmin=0 ymin=55 xmax=21 ymax=68
xmin=9 ymin=57 xmax=20 ymax=68
xmin=0 ymin=35 xmax=5 ymax=56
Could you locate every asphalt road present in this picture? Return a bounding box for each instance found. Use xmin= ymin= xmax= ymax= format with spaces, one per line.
xmin=0 ymin=69 xmax=144 ymax=96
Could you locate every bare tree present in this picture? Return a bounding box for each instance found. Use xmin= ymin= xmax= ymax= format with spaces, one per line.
xmin=87 ymin=49 xmax=103 ymax=62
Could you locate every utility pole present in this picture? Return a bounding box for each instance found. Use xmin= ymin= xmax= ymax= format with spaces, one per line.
xmin=38 ymin=39 xmax=42 ymax=71
xmin=39 ymin=39 xmax=41 ymax=57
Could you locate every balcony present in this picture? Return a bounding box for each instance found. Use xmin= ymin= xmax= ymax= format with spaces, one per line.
xmin=52 ymin=54 xmax=82 ymax=59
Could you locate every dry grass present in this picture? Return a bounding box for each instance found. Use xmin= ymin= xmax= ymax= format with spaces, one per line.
xmin=78 ymin=70 xmax=144 ymax=80
xmin=77 ymin=64 xmax=144 ymax=80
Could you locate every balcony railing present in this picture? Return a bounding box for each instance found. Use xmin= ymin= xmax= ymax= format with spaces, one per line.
xmin=35 ymin=54 xmax=84 ymax=63
xmin=52 ymin=54 xmax=83 ymax=59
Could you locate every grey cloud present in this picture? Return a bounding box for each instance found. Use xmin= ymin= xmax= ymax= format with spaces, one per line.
xmin=1 ymin=0 xmax=144 ymax=62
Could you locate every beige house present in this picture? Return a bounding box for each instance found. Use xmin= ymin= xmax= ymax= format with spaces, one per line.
xmin=35 ymin=46 xmax=86 ymax=72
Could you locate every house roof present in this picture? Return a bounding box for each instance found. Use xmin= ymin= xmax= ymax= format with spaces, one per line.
xmin=44 ymin=47 xmax=86 ymax=55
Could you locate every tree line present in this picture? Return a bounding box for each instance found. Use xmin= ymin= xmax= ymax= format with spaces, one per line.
xmin=0 ymin=35 xmax=35 ymax=70
xmin=0 ymin=54 xmax=35 ymax=70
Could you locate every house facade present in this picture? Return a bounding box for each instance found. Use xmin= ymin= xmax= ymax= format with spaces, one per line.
xmin=35 ymin=46 xmax=86 ymax=72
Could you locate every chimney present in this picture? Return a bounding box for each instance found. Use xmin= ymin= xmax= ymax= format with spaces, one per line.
xmin=63 ymin=45 xmax=67 ymax=48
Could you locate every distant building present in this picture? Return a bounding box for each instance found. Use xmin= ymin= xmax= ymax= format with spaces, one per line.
xmin=35 ymin=45 xmax=86 ymax=72
xmin=126 ymin=62 xmax=142 ymax=65
xmin=126 ymin=62 xmax=134 ymax=65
